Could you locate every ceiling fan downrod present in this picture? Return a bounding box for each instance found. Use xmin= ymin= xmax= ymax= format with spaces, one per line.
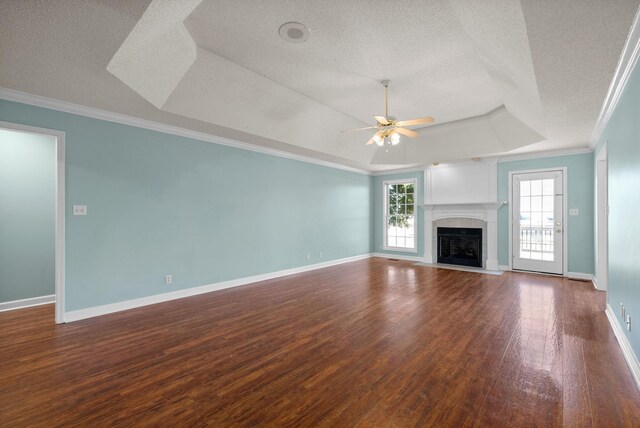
xmin=381 ymin=79 xmax=391 ymax=118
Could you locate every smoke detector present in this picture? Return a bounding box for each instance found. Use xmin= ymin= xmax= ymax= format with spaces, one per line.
xmin=278 ymin=22 xmax=310 ymax=44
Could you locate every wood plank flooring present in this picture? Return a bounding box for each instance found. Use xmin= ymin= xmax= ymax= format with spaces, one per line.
xmin=1 ymin=257 xmax=639 ymax=426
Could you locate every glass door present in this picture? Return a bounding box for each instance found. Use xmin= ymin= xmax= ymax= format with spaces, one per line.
xmin=512 ymin=170 xmax=564 ymax=274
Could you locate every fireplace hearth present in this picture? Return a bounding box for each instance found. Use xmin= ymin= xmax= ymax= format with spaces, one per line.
xmin=437 ymin=227 xmax=483 ymax=268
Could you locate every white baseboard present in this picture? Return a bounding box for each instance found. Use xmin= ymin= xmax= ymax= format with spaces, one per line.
xmin=371 ymin=252 xmax=425 ymax=262
xmin=0 ymin=294 xmax=55 ymax=312
xmin=566 ymin=272 xmax=597 ymax=289
xmin=605 ymin=303 xmax=640 ymax=392
xmin=565 ymin=271 xmax=593 ymax=281
xmin=64 ymin=253 xmax=372 ymax=323
xmin=496 ymin=267 xmax=597 ymax=286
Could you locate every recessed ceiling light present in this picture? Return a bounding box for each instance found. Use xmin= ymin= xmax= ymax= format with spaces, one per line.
xmin=278 ymin=22 xmax=310 ymax=44
xmin=432 ymin=162 xmax=440 ymax=166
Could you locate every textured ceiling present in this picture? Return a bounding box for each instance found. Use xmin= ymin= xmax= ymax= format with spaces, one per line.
xmin=185 ymin=0 xmax=502 ymax=126
xmin=1 ymin=0 xmax=638 ymax=171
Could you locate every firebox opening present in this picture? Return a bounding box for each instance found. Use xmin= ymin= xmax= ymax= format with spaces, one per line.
xmin=437 ymin=227 xmax=483 ymax=268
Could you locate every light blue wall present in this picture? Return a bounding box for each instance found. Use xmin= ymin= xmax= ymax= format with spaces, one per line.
xmin=0 ymin=100 xmax=372 ymax=311
xmin=373 ymin=160 xmax=595 ymax=272
xmin=0 ymin=95 xmax=604 ymax=315
xmin=372 ymin=171 xmax=424 ymax=257
xmin=497 ymin=153 xmax=595 ymax=274
xmin=595 ymin=56 xmax=640 ymax=356
xmin=0 ymin=129 xmax=56 ymax=302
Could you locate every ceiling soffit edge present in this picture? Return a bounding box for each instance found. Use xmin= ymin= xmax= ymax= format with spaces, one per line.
xmin=370 ymin=106 xmax=544 ymax=165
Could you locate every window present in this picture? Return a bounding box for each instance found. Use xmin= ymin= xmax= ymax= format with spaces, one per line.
xmin=384 ymin=179 xmax=417 ymax=252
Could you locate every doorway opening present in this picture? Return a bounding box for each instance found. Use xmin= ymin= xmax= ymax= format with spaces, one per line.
xmin=509 ymin=168 xmax=566 ymax=275
xmin=596 ymin=144 xmax=608 ymax=291
xmin=0 ymin=121 xmax=65 ymax=323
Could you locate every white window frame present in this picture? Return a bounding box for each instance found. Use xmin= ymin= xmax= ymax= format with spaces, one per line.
xmin=383 ymin=178 xmax=418 ymax=253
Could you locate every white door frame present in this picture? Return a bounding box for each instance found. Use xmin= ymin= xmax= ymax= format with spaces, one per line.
xmin=0 ymin=121 xmax=65 ymax=324
xmin=508 ymin=167 xmax=568 ymax=275
xmin=596 ymin=143 xmax=608 ymax=291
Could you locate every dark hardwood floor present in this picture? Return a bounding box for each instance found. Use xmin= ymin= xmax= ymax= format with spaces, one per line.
xmin=1 ymin=258 xmax=639 ymax=427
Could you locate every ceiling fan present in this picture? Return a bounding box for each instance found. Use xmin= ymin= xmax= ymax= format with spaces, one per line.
xmin=342 ymin=80 xmax=434 ymax=146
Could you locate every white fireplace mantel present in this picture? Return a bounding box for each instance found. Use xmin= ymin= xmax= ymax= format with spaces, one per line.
xmin=420 ymin=202 xmax=506 ymax=271
xmin=420 ymin=201 xmax=506 ymax=213
xmin=421 ymin=162 xmax=507 ymax=271
xmin=420 ymin=201 xmax=506 ymax=270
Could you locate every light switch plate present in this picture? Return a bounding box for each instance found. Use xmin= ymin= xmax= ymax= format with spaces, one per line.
xmin=569 ymin=208 xmax=579 ymax=216
xmin=73 ymin=205 xmax=87 ymax=216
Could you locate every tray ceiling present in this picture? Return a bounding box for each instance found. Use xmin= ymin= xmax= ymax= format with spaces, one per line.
xmin=1 ymin=0 xmax=638 ymax=170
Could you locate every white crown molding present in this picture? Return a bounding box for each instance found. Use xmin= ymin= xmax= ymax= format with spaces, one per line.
xmin=64 ymin=253 xmax=372 ymax=322
xmin=371 ymin=166 xmax=425 ymax=176
xmin=0 ymin=87 xmax=372 ymax=176
xmin=494 ymin=147 xmax=593 ymax=163
xmin=425 ymin=158 xmax=498 ymax=169
xmin=589 ymin=6 xmax=640 ymax=148
xmin=1 ymin=87 xmax=608 ymax=175
xmin=0 ymin=88 xmax=603 ymax=177
xmin=606 ymin=303 xmax=640 ymax=392
xmin=0 ymin=295 xmax=55 ymax=312
xmin=401 ymin=147 xmax=593 ymax=169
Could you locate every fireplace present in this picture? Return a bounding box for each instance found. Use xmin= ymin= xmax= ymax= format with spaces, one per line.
xmin=420 ymin=161 xmax=505 ymax=270
xmin=437 ymin=227 xmax=483 ymax=268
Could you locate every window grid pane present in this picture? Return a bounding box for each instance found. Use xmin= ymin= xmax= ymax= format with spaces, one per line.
xmin=385 ymin=182 xmax=416 ymax=250
xmin=519 ymin=179 xmax=554 ymax=261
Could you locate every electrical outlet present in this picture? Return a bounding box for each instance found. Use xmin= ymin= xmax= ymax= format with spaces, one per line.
xmin=73 ymin=205 xmax=87 ymax=216
xmin=306 ymin=253 xmax=311 ymax=261
xmin=628 ymin=315 xmax=632 ymax=332
xmin=319 ymin=251 xmax=323 ymax=258
xmin=165 ymin=275 xmax=172 ymax=285
xmin=569 ymin=208 xmax=579 ymax=216
xmin=621 ymin=303 xmax=625 ymax=318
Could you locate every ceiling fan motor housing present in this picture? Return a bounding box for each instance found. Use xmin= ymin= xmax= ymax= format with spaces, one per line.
xmin=340 ymin=79 xmax=433 ymax=145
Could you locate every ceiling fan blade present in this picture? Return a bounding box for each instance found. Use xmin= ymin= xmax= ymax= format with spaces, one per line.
xmin=394 ymin=117 xmax=434 ymax=127
xmin=341 ymin=125 xmax=379 ymax=133
xmin=366 ymin=135 xmax=376 ymax=145
xmin=395 ymin=127 xmax=419 ymax=138
xmin=374 ymin=115 xmax=390 ymax=126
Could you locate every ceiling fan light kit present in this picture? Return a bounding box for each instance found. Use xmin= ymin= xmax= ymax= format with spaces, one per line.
xmin=342 ymin=80 xmax=434 ymax=147
xmin=373 ymin=130 xmax=401 ymax=146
